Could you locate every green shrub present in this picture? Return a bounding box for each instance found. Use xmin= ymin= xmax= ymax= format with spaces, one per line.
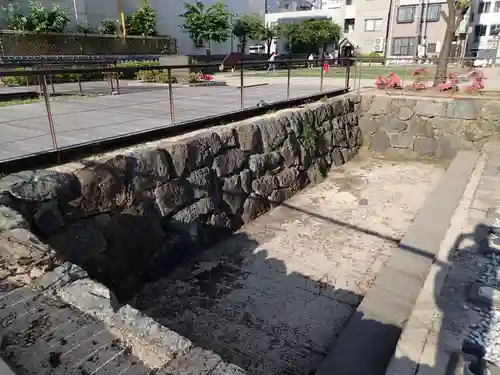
xmin=359 ymin=51 xmax=383 ymax=64
xmin=135 ymin=69 xmax=177 ymax=83
xmin=125 ymin=0 xmax=157 ymax=36
xmin=298 ymin=124 xmax=317 ymax=150
xmin=1 ymin=1 xmax=70 ymax=33
xmin=76 ymin=22 xmax=95 ymax=34
xmin=186 ymin=72 xmax=201 ymax=84
xmin=307 ymin=163 xmax=327 ymax=185
xmin=99 ymin=19 xmax=119 ymax=34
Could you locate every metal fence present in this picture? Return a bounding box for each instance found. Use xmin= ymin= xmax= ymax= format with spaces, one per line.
xmin=0 ymin=57 xmax=351 ymax=164
xmin=0 ymin=31 xmax=177 ymax=57
xmin=347 ymin=56 xmax=499 ymax=92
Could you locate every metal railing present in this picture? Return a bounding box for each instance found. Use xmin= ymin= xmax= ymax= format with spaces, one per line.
xmin=0 ymin=57 xmax=351 ymax=165
xmin=347 ymin=56 xmax=499 ymax=92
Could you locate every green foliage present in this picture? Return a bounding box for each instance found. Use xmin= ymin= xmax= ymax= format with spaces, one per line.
xmin=359 ymin=51 xmax=382 ymax=63
xmin=232 ymin=14 xmax=263 ymax=51
xmin=116 ymin=60 xmax=159 ymax=68
xmin=277 ymin=19 xmax=341 ymax=52
xmin=99 ymin=19 xmax=119 ymax=35
xmin=1 ymin=1 xmax=70 ymax=33
xmin=76 ymin=22 xmax=95 ymax=34
xmin=298 ymin=124 xmax=317 ymax=150
xmin=307 ymin=163 xmax=327 ymax=185
xmin=256 ymin=24 xmax=278 ymax=53
xmin=180 ymin=0 xmax=231 ymax=49
xmin=186 ymin=72 xmax=202 ymax=84
xmin=135 ymin=69 xmax=177 ymax=83
xmin=125 ymin=0 xmax=157 ymax=36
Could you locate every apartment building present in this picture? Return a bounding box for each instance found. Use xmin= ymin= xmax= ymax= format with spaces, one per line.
xmin=467 ymin=0 xmax=500 ymax=59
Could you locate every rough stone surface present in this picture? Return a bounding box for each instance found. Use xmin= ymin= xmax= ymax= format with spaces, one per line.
xmin=0 ymin=205 xmax=28 ymax=232
xmin=361 ymin=94 xmax=499 ymax=158
xmin=0 ymin=94 xmax=361 ymax=301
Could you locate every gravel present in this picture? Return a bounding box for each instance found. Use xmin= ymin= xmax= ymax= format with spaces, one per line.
xmin=468 ymin=252 xmax=500 ymax=366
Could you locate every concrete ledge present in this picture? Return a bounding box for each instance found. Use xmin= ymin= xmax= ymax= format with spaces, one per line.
xmin=314 ymin=150 xmax=480 ymax=375
xmin=0 ymin=358 xmax=16 ymax=375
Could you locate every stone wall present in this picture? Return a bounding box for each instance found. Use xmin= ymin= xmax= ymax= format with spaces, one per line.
xmin=360 ymin=93 xmax=500 ymax=159
xmin=0 ymin=93 xmax=361 ymax=300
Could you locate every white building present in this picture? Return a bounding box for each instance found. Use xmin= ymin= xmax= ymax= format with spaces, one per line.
xmin=468 ymin=0 xmax=500 ymax=60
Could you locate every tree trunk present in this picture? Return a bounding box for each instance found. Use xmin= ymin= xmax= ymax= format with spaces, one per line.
xmin=241 ymin=39 xmax=247 ymax=54
xmin=433 ymin=28 xmax=455 ymax=85
xmin=266 ymin=40 xmax=272 ymax=55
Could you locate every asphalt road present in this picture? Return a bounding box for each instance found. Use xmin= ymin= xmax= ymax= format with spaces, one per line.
xmin=0 ymin=82 xmax=338 ymax=161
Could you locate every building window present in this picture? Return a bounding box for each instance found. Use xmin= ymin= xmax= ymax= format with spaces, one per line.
xmin=346 ymin=0 xmax=353 ymax=5
xmin=490 ymin=24 xmax=500 ymax=35
xmin=194 ymin=38 xmax=204 ymax=48
xmin=426 ymin=4 xmax=441 ymax=21
xmin=474 ymin=24 xmax=487 ymax=42
xmin=392 ymin=37 xmax=416 ymax=55
xmin=364 ymin=18 xmax=383 ymax=31
xmin=494 ymin=1 xmax=500 ymax=12
xmin=478 ymin=2 xmax=491 ymax=13
xmin=397 ymin=6 xmax=415 ymax=23
xmin=427 ymin=43 xmax=437 ymax=53
xmin=344 ymin=18 xmax=355 ymax=33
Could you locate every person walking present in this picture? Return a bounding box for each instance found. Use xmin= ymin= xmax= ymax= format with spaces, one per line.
xmin=308 ymin=53 xmax=314 ymax=69
xmin=266 ymin=52 xmax=277 ymax=73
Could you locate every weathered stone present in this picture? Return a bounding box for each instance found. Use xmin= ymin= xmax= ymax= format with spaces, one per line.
xmin=447 ymin=100 xmax=477 ymax=120
xmin=218 ymin=128 xmax=238 ymax=148
xmin=187 ymin=167 xmax=215 ymax=200
xmin=242 ymin=193 xmax=268 ymax=222
xmin=383 ymin=118 xmax=408 ymax=133
xmin=332 ymin=128 xmax=348 ymax=148
xmin=269 ymin=187 xmax=297 ymax=206
xmin=358 ymin=115 xmax=380 ymax=135
xmin=47 ymin=217 xmax=107 ymax=265
xmin=414 ymin=137 xmax=437 ymax=156
xmin=222 ymin=175 xmax=245 ymax=215
xmin=171 ymin=197 xmax=216 ymax=224
xmin=389 ymin=133 xmax=414 ymax=149
xmin=129 ymin=148 xmax=173 ymax=193
xmin=163 ymin=141 xmax=189 ymax=177
xmin=408 ymin=116 xmax=434 ymax=137
xmin=208 ymin=212 xmax=232 ymax=229
xmin=188 ymin=132 xmax=224 ymax=170
xmin=321 ymin=120 xmax=333 ymax=132
xmin=235 ymin=123 xmax=263 ymax=152
xmin=212 ymin=149 xmax=247 ymax=177
xmin=73 ymin=156 xmax=132 ymax=214
xmin=155 ymin=179 xmax=194 ymax=216
xmin=396 ymin=106 xmax=414 ymax=121
xmin=368 ymin=96 xmax=390 ymax=115
xmin=430 ymin=117 xmax=467 ymax=136
xmin=468 ymin=283 xmax=500 ymax=309
xmin=257 ymin=118 xmax=288 ymax=152
xmin=240 ymin=169 xmax=253 ymax=194
xmin=33 ymin=200 xmax=64 ymax=235
xmin=480 ymin=101 xmax=500 ymax=121
xmin=9 ymin=170 xmax=78 ymax=202
xmin=252 ymin=175 xmax=279 ymax=197
xmin=414 ymin=100 xmax=447 ymax=117
xmin=299 ymin=145 xmax=314 ymax=169
xmin=322 ymin=130 xmax=334 ymax=151
xmin=371 ymin=131 xmax=391 ymax=152
xmin=0 ymin=205 xmax=28 ymax=232
xmin=276 ymin=168 xmax=300 ymax=188
xmin=464 ymin=119 xmax=494 ymax=142
xmin=36 ymin=261 xmax=88 ymax=291
xmin=341 ymin=148 xmax=355 ymax=162
xmin=435 ymin=135 xmax=465 ymax=159
xmin=331 ymin=148 xmax=345 ymax=167
xmin=249 ymin=152 xmax=282 ymax=175
xmin=280 ymin=134 xmax=301 ymax=167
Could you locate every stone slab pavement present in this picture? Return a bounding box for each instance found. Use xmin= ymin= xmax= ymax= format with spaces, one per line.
xmin=0 ymin=82 xmax=338 ymax=162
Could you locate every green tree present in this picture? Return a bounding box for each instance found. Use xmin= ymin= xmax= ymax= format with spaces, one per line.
xmin=232 ymin=13 xmax=263 ymax=53
xmin=434 ymin=0 xmax=470 ymax=85
xmin=256 ymin=24 xmax=278 ymax=55
xmin=276 ymin=22 xmax=303 ymax=52
xmin=180 ymin=0 xmax=231 ymax=54
xmin=126 ymin=0 xmax=157 ymax=36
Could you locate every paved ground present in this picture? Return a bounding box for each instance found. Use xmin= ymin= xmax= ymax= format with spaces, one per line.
xmin=0 ymin=81 xmax=340 ymax=161
xmin=127 ymin=157 xmax=443 ymax=375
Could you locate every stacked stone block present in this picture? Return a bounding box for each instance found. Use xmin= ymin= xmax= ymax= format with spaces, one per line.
xmin=0 ymin=93 xmax=361 ymax=300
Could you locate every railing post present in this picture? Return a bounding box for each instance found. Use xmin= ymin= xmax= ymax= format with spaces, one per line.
xmin=114 ymin=62 xmax=120 ymax=95
xmin=286 ymin=58 xmax=291 ymax=100
xmin=48 ymin=72 xmax=55 ymax=94
xmin=40 ymin=73 xmax=58 ymax=151
xmin=345 ymin=59 xmax=351 ymax=90
xmin=240 ymin=60 xmax=244 ymax=110
xmin=320 ymin=55 xmax=325 ymax=93
xmin=167 ymin=68 xmax=176 ymax=125
xmin=77 ymin=73 xmax=83 ymax=94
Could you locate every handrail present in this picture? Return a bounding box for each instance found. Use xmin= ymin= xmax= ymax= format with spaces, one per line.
xmin=0 ymin=58 xmax=329 ymax=77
